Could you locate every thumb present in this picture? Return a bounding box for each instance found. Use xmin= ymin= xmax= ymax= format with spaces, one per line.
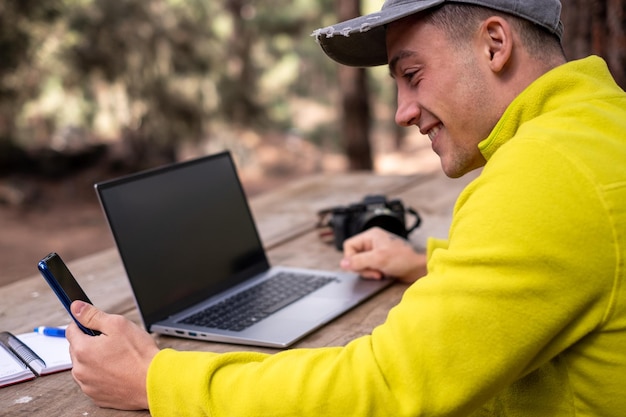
xmin=341 ymin=253 xmax=384 ymax=280
xmin=343 ymin=251 xmax=371 ymax=271
xmin=70 ymin=300 xmax=103 ymax=331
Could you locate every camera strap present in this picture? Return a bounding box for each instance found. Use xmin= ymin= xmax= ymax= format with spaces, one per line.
xmin=316 ymin=208 xmax=339 ymax=245
xmin=405 ymin=207 xmax=421 ymax=234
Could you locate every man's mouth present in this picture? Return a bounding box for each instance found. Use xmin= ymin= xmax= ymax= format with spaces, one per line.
xmin=427 ymin=124 xmax=442 ymax=141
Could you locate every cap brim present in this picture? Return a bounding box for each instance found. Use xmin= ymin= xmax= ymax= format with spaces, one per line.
xmin=313 ymin=0 xmax=445 ymax=67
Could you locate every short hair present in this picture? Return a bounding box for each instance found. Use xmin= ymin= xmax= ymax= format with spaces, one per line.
xmin=423 ymin=3 xmax=565 ymax=59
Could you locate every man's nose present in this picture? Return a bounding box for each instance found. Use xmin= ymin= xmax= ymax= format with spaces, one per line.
xmin=395 ymin=92 xmax=420 ymax=127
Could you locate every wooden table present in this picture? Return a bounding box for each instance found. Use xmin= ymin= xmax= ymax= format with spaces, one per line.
xmin=0 ymin=168 xmax=478 ymax=416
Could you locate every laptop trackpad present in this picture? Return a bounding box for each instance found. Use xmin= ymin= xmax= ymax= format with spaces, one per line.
xmin=276 ymin=297 xmax=348 ymax=323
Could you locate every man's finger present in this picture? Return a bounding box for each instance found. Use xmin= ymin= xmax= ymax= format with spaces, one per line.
xmin=70 ymin=301 xmax=103 ymax=332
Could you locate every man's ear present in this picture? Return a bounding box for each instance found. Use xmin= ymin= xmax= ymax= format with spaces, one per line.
xmin=479 ymin=16 xmax=513 ymax=73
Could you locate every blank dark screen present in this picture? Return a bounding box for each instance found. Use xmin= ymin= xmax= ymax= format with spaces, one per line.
xmin=45 ymin=253 xmax=92 ymax=304
xmin=96 ymin=152 xmax=268 ymax=327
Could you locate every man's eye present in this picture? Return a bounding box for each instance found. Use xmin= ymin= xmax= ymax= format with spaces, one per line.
xmin=403 ymin=71 xmax=418 ymax=84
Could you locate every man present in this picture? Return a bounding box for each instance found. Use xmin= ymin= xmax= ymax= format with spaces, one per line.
xmin=66 ymin=0 xmax=626 ymax=415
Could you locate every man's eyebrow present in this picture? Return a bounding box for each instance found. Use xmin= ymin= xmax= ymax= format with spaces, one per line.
xmin=388 ymin=50 xmax=417 ymax=78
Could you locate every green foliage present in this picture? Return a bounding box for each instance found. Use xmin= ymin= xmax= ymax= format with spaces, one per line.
xmin=0 ymin=0 xmax=66 ymax=172
xmin=0 ymin=0 xmax=341 ymax=170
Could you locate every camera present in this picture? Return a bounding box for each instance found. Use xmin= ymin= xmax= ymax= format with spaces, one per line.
xmin=317 ymin=195 xmax=421 ymax=251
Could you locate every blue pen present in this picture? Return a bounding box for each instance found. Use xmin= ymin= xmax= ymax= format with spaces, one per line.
xmin=33 ymin=326 xmax=66 ymax=338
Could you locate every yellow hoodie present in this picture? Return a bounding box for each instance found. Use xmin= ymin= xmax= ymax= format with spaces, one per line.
xmin=147 ymin=56 xmax=626 ymax=417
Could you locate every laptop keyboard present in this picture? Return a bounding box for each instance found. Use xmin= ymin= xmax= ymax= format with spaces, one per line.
xmin=180 ymin=272 xmax=338 ymax=332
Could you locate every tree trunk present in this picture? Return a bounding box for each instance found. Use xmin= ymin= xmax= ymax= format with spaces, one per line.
xmin=561 ymin=0 xmax=626 ymax=89
xmin=334 ymin=0 xmax=373 ymax=171
xmin=224 ymin=0 xmax=258 ymax=126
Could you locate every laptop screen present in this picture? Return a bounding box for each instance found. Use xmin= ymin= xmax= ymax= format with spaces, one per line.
xmin=95 ymin=151 xmax=269 ymax=328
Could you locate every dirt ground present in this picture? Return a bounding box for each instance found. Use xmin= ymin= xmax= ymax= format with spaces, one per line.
xmin=0 ymin=132 xmax=437 ymax=288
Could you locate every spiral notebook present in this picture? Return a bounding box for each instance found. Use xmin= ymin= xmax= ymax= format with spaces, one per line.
xmin=0 ymin=331 xmax=72 ymax=388
xmin=94 ymin=151 xmax=392 ymax=348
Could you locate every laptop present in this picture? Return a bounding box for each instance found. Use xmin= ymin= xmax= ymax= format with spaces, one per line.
xmin=94 ymin=151 xmax=392 ymax=348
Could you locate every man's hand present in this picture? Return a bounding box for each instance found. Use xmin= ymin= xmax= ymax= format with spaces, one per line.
xmin=340 ymin=227 xmax=427 ymax=283
xmin=66 ymin=301 xmax=160 ymax=410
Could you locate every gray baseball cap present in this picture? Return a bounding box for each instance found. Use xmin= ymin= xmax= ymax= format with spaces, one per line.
xmin=313 ymin=0 xmax=563 ymax=67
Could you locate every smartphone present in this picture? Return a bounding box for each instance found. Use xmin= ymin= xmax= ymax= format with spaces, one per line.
xmin=37 ymin=252 xmax=100 ymax=336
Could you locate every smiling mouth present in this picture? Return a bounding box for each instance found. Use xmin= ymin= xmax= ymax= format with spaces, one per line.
xmin=427 ymin=124 xmax=442 ymax=141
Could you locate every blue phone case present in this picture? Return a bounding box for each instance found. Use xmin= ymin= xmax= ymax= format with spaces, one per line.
xmin=37 ymin=252 xmax=100 ymax=336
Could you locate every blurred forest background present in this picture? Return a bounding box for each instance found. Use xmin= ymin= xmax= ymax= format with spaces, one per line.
xmin=0 ymin=0 xmax=624 ymax=286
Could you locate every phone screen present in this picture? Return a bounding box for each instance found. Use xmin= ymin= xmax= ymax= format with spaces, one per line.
xmin=38 ymin=252 xmax=100 ymax=336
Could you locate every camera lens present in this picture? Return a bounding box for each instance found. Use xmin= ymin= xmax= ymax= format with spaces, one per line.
xmin=361 ymin=213 xmax=406 ymax=237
